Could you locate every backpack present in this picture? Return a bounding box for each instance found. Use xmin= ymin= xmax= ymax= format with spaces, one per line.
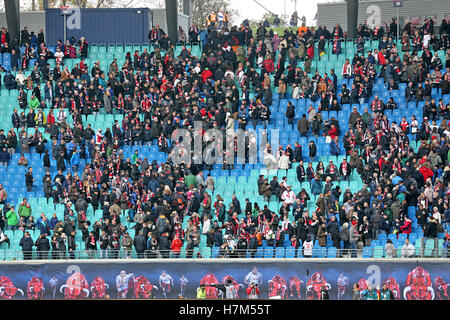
xmin=256 ymin=233 xmax=262 ymax=246
xmin=285 ymin=106 xmax=295 ymax=118
xmin=237 ymin=239 xmax=247 ymax=250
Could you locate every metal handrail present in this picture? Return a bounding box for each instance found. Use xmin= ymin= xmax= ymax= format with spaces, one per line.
xmin=1 ymin=247 xmax=446 ymax=261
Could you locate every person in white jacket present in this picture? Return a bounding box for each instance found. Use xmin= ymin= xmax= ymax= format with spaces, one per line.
xmin=303 ymin=236 xmax=313 ymax=257
xmin=264 ymin=146 xmax=277 ymax=170
xmin=401 ymin=239 xmax=415 ymax=258
xmin=15 ymin=70 xmax=26 ymax=88
xmin=291 ymin=83 xmax=301 ymax=99
xmin=281 ymin=186 xmax=296 ymax=208
xmin=278 ymin=151 xmax=290 ymax=170
xmin=341 ymin=59 xmax=352 ymax=78
xmin=226 ymin=112 xmax=235 ymax=136
xmin=202 ymin=215 xmax=211 ymax=235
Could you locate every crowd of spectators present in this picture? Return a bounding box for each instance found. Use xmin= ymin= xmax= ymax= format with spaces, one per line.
xmin=0 ymin=14 xmax=447 ymax=260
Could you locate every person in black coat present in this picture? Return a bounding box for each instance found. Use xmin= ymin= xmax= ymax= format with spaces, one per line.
xmin=213 ymin=228 xmax=223 ymax=247
xmin=292 ymin=143 xmax=303 ymax=163
xmin=326 ymin=215 xmax=341 ymax=249
xmin=296 ymin=218 xmax=308 ymax=244
xmin=78 ymin=37 xmax=89 ymax=60
xmin=85 ymin=231 xmax=97 ymax=259
xmin=92 ymin=221 xmax=102 ymax=241
xmin=415 ymin=204 xmax=429 ymax=231
xmin=247 ymin=234 xmax=258 ymax=258
xmin=244 ymin=199 xmax=252 ymax=216
xmin=25 ymin=167 xmax=34 ymax=192
xmin=19 ymin=231 xmax=34 ymax=260
xmin=236 ymin=237 xmax=248 ymax=258
xmin=43 ymin=150 xmax=50 ymax=170
xmin=109 ymin=232 xmax=120 ymax=259
xmin=424 ymin=218 xmax=438 ymax=239
xmin=0 ymin=147 xmax=10 ymax=166
xmin=50 ymin=235 xmax=59 ymax=260
xmin=56 ymin=152 xmax=66 ymax=172
xmin=406 ymin=184 xmax=421 ymax=206
xmin=134 ymin=230 xmax=146 ymax=258
xmin=309 ymin=141 xmax=317 ymax=162
xmin=35 ymin=234 xmax=51 ymax=260
xmin=37 ymin=30 xmax=45 ymax=45
xmin=10 ymin=49 xmax=19 ymax=71
xmin=4 ymin=72 xmax=17 ymax=90
xmin=11 ymin=110 xmax=20 ymax=129
xmin=231 ymin=195 xmax=241 ymax=215
xmin=99 ymin=230 xmax=110 ymax=259
xmin=35 ymin=135 xmax=47 ymax=154
xmin=159 ymin=232 xmax=171 ymax=258
xmin=20 ymin=27 xmax=30 ymax=46
xmin=285 ymin=101 xmax=296 ymax=128
xmin=274 ymin=225 xmax=285 ymax=247
xmin=296 ymin=161 xmax=306 ymax=182
xmin=67 ymin=231 xmax=76 ymax=259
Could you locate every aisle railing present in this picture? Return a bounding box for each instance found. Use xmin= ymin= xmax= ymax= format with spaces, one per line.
xmin=0 ymin=246 xmax=446 ymax=261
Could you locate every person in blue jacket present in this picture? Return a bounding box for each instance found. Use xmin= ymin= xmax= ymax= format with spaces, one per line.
xmin=70 ymin=148 xmax=80 ymax=172
xmin=198 ymin=26 xmax=209 ymax=48
xmin=10 ymin=49 xmax=19 ymax=71
xmin=311 ymin=173 xmax=323 ymax=198
xmin=0 ymin=147 xmax=10 ymax=166
xmin=330 ymin=136 xmax=340 ymax=156
xmin=49 ymin=213 xmax=59 ymax=230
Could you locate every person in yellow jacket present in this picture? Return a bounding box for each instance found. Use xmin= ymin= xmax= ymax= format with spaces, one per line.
xmin=207 ymin=11 xmax=216 ymax=29
xmin=197 ymin=284 xmax=207 ymax=299
xmin=224 ymin=11 xmax=230 ymax=29
xmin=34 ymin=108 xmax=47 ymax=127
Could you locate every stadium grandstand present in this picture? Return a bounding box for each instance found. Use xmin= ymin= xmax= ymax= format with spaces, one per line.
xmin=0 ymin=0 xmax=447 ymax=301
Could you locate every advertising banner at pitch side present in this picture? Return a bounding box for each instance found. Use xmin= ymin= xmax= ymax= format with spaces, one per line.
xmin=0 ymin=260 xmax=447 ymax=300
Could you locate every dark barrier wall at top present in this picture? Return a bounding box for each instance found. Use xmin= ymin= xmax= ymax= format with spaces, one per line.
xmin=45 ymin=8 xmax=150 ymax=46
xmin=346 ymin=0 xmax=358 ymax=38
xmin=165 ymin=0 xmax=178 ymax=44
xmin=4 ymin=0 xmax=20 ymax=43
xmin=0 ymin=259 xmax=449 ymax=300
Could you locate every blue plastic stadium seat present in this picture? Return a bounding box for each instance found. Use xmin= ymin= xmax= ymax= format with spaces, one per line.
xmin=362 ymin=247 xmax=372 ymax=258
xmin=371 ymin=240 xmax=380 ymax=247
xmin=255 ymin=247 xmax=264 ymax=258
xmin=275 ymin=247 xmax=285 ymax=258
xmin=377 ymin=233 xmax=387 ymax=242
xmin=327 ymin=247 xmax=337 ymax=258
xmin=285 ymin=247 xmax=296 ymax=258
xmin=264 ymin=247 xmax=274 ymax=258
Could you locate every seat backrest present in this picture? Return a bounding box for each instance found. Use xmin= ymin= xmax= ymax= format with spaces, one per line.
xmin=275 ymin=247 xmax=285 ymax=258
xmin=327 ymin=247 xmax=337 ymax=257
xmin=373 ymin=246 xmax=384 ymax=258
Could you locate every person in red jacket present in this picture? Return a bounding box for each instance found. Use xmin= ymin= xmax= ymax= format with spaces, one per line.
xmin=419 ymin=157 xmax=434 ymax=182
xmin=171 ymin=234 xmax=183 ymax=258
xmin=263 ymin=56 xmax=274 ymax=73
xmin=47 ymin=109 xmax=55 ymax=125
xmin=307 ymin=41 xmax=314 ymax=59
xmin=378 ymin=157 xmax=388 ymax=172
xmin=400 ymin=217 xmax=412 ymax=235
xmin=377 ymin=49 xmax=386 ymax=65
xmin=328 ymin=124 xmax=338 ymax=140
xmin=201 ymin=67 xmax=213 ymax=83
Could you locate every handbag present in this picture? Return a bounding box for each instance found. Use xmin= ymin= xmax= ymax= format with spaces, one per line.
xmin=325 ymin=136 xmax=332 ymax=143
